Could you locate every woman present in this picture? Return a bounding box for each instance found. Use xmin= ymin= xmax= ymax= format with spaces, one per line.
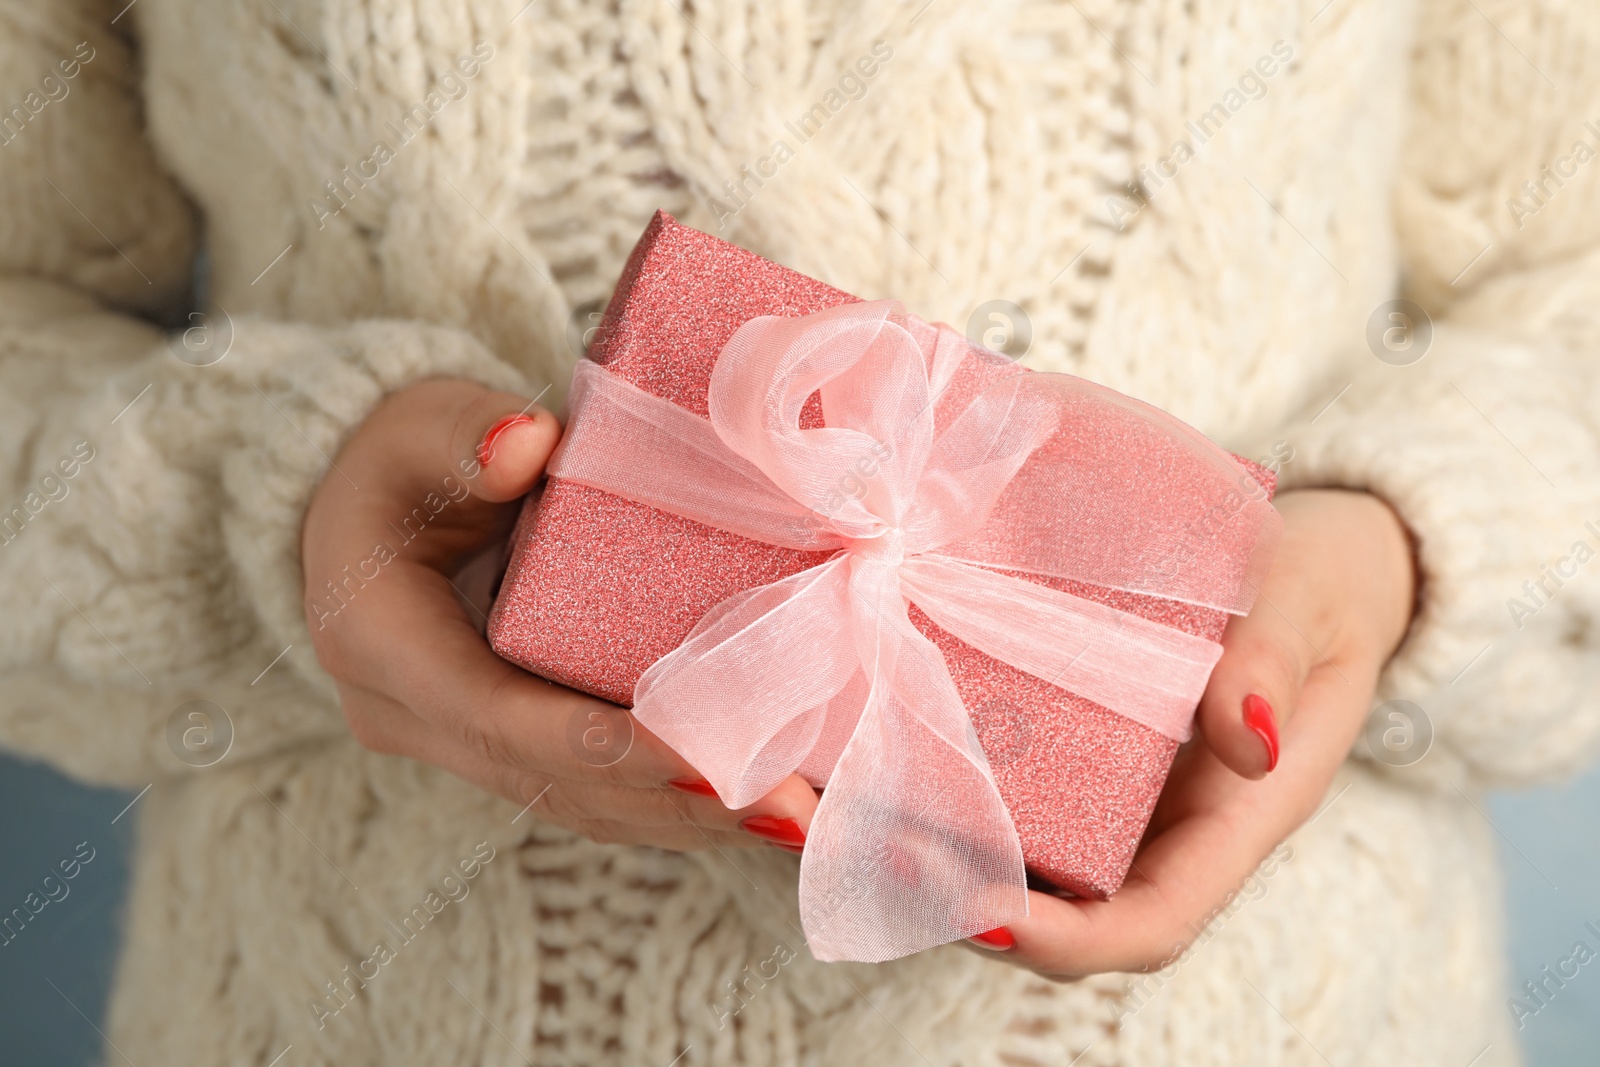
xmin=1 ymin=0 xmax=1596 ymax=1062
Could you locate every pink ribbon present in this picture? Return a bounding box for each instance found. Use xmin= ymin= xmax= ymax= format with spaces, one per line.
xmin=548 ymin=300 xmax=1279 ymax=962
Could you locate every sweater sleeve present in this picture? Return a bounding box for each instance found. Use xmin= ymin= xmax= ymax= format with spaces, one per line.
xmin=1268 ymin=0 xmax=1600 ymax=787
xmin=0 ymin=3 xmax=528 ymax=787
xmin=0 ymin=281 xmax=529 ymax=789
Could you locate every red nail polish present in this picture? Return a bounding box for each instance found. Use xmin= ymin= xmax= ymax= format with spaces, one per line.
xmin=740 ymin=815 xmax=806 ymax=848
xmin=968 ymin=927 xmax=1015 ymax=951
xmin=667 ymin=777 xmax=720 ymax=799
xmin=1243 ymin=693 xmax=1279 ymax=772
xmin=477 ymin=413 xmax=535 ymax=467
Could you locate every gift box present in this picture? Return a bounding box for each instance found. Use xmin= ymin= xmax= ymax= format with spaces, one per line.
xmin=489 ymin=211 xmax=1276 ymax=960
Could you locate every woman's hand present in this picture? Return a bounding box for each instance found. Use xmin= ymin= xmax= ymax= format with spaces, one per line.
xmin=302 ymin=379 xmax=818 ymax=851
xmin=970 ymin=488 xmax=1417 ymax=975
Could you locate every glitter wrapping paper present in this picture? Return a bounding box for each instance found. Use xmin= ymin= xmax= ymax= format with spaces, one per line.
xmin=489 ymin=211 xmax=1274 ymax=899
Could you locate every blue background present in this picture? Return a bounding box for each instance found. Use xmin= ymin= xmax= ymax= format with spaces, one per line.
xmin=0 ymin=750 xmax=1596 ymax=1064
xmin=1490 ymin=769 xmax=1600 ymax=1062
xmin=0 ymin=756 xmax=135 ymax=1067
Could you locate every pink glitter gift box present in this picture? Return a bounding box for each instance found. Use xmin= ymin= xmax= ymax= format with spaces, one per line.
xmin=489 ymin=211 xmax=1273 ymax=900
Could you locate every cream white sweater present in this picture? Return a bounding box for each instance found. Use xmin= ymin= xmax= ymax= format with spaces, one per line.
xmin=2 ymin=0 xmax=1598 ymax=1063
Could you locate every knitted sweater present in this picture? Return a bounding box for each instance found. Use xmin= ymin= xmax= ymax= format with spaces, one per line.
xmin=2 ymin=0 xmax=1597 ymax=1063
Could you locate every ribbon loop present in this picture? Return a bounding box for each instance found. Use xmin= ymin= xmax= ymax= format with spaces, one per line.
xmin=710 ymin=301 xmax=935 ymax=540
xmin=551 ymin=300 xmax=1280 ymax=961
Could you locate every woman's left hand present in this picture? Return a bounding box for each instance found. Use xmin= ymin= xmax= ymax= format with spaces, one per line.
xmin=971 ymin=488 xmax=1417 ymax=976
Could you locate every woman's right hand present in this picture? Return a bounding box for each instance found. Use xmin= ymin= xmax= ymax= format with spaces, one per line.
xmin=302 ymin=378 xmax=818 ymax=852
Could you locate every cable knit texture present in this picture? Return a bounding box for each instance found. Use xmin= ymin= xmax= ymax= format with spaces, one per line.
xmin=0 ymin=0 xmax=1595 ymax=1063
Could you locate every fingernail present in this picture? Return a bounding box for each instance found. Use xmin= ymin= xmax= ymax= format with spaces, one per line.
xmin=477 ymin=413 xmax=535 ymax=467
xmin=740 ymin=815 xmax=806 ymax=848
xmin=667 ymin=777 xmax=720 ymax=799
xmin=968 ymin=927 xmax=1015 ymax=951
xmin=1243 ymin=693 xmax=1279 ymax=772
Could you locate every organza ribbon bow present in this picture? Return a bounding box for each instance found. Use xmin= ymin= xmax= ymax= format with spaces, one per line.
xmin=548 ymin=300 xmax=1278 ymax=963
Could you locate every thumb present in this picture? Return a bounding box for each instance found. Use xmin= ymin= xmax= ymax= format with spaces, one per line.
xmin=449 ymin=390 xmax=563 ymax=503
xmin=1194 ymin=603 xmax=1312 ymax=779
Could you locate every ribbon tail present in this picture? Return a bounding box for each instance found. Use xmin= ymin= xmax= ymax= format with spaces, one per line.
xmin=799 ymin=583 xmax=1027 ymax=962
xmin=794 ymin=669 xmax=869 ymax=787
xmin=633 ymin=557 xmax=858 ymax=808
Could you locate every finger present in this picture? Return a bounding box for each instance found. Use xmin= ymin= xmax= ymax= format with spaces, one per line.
xmin=340 ymin=575 xmax=826 ymax=849
xmin=338 ymin=679 xmax=817 ymax=842
xmin=323 ymin=380 xmax=550 ymax=505
xmin=307 ymin=382 xmax=559 ymax=576
xmin=447 ymin=389 xmax=562 ymax=503
xmin=993 ymin=779 xmax=1260 ymax=975
xmin=658 ymin=772 xmax=821 ymax=852
xmin=322 ymin=556 xmax=692 ymax=786
xmin=992 ymin=807 xmax=1265 ymax=975
xmin=994 ymin=673 xmax=1360 ymax=977
xmin=561 ymin=819 xmax=755 ymax=853
xmin=315 ymin=459 xmax=788 ymax=799
xmin=338 ymin=555 xmax=828 ymax=830
xmin=1195 ymin=594 xmax=1316 ymax=780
